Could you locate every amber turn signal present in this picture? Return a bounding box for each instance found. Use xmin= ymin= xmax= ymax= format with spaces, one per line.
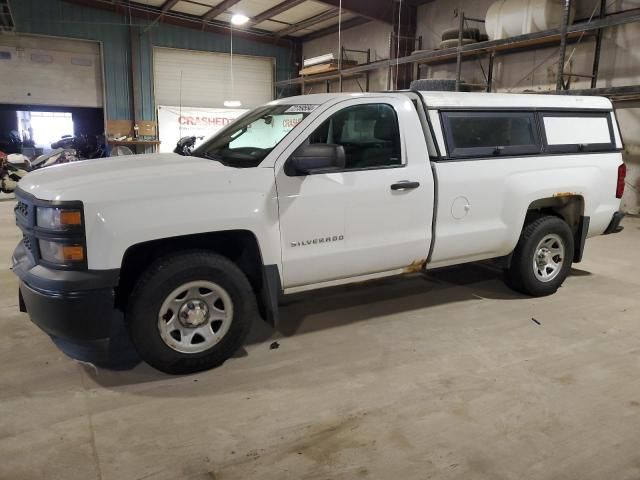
xmin=60 ymin=210 xmax=82 ymax=226
xmin=62 ymin=245 xmax=85 ymax=261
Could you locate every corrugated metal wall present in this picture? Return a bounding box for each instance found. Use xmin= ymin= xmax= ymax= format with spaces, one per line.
xmin=9 ymin=0 xmax=296 ymax=121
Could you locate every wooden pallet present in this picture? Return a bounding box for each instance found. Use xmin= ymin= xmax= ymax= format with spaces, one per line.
xmin=299 ymin=60 xmax=358 ymax=77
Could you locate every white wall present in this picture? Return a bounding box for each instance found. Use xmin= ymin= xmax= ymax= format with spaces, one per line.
xmin=615 ymin=106 xmax=640 ymax=212
xmin=302 ymin=20 xmax=393 ymax=93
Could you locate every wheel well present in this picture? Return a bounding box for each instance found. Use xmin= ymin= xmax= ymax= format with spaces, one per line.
xmin=115 ymin=230 xmax=264 ymax=312
xmin=526 ymin=194 xmax=588 ymax=263
xmin=526 ymin=195 xmax=585 ymax=232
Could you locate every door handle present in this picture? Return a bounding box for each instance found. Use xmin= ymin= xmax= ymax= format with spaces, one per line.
xmin=390 ymin=181 xmax=420 ymax=191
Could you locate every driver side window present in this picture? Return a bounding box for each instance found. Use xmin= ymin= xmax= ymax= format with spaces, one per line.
xmin=307 ymin=103 xmax=402 ymax=170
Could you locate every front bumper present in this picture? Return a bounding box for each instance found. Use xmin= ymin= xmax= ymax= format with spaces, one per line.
xmin=603 ymin=211 xmax=625 ymax=235
xmin=19 ymin=281 xmax=116 ymax=341
xmin=12 ymin=242 xmax=120 ymax=341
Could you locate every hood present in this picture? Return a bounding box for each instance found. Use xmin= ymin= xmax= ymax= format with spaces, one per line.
xmin=18 ymin=152 xmax=274 ymax=203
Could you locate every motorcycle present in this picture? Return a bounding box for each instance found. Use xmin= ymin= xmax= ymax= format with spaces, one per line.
xmin=27 ymin=134 xmax=106 ymax=171
xmin=0 ymin=155 xmax=28 ymax=194
xmin=0 ymin=130 xmax=24 ymax=155
xmin=30 ymin=148 xmax=79 ymax=171
xmin=52 ymin=134 xmax=106 ymax=159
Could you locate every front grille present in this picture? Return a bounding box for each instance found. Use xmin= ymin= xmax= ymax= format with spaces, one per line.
xmin=14 ymin=200 xmax=28 ymax=219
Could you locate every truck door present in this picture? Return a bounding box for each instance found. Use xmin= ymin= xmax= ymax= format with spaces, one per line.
xmin=274 ymin=97 xmax=434 ymax=289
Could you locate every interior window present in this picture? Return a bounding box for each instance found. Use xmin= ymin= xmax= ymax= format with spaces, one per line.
xmin=442 ymin=111 xmax=540 ymax=158
xmin=307 ymin=104 xmax=402 ymax=170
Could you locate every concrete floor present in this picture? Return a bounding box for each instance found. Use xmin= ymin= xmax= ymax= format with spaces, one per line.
xmin=1 ymin=198 xmax=640 ymax=480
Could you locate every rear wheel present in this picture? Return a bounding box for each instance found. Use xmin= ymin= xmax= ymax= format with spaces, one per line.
xmin=126 ymin=251 xmax=256 ymax=374
xmin=505 ymin=216 xmax=574 ymax=296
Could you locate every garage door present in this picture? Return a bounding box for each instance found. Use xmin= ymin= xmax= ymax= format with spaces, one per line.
xmin=153 ymin=47 xmax=274 ymax=109
xmin=0 ymin=35 xmax=103 ymax=108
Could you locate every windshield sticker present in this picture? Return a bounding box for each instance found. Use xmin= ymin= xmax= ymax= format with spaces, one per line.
xmin=285 ymin=104 xmax=318 ymax=113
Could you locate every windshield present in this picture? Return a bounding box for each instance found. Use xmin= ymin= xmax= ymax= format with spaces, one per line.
xmin=192 ymin=104 xmax=312 ymax=168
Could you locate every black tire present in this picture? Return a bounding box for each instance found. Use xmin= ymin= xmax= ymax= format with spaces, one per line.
xmin=441 ymin=27 xmax=479 ymax=41
xmin=410 ymin=78 xmax=472 ymax=92
xmin=439 ymin=38 xmax=477 ymax=49
xmin=126 ymin=251 xmax=256 ymax=374
xmin=410 ymin=79 xmax=457 ymax=91
xmin=505 ymin=216 xmax=574 ymax=297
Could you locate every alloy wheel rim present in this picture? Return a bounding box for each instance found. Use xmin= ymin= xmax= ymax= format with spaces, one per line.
xmin=157 ymin=280 xmax=233 ymax=354
xmin=532 ymin=233 xmax=565 ymax=283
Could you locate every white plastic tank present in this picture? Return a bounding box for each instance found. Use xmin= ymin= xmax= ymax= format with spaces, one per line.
xmin=486 ymin=0 xmax=576 ymax=40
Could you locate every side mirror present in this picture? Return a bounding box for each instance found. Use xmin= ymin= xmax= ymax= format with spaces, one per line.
xmin=285 ymin=144 xmax=346 ymax=176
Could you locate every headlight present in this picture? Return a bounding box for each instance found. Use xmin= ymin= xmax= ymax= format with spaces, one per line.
xmin=38 ymin=240 xmax=85 ymax=263
xmin=37 ymin=207 xmax=82 ymax=229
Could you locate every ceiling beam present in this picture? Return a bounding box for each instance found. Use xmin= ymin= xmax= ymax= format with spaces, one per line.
xmin=160 ymin=0 xmax=180 ymax=11
xmin=313 ymin=0 xmax=393 ymax=24
xmin=299 ymin=16 xmax=370 ymax=41
xmin=150 ymin=0 xmax=180 ymax=27
xmin=250 ymin=0 xmax=307 ymax=25
xmin=276 ymin=7 xmax=339 ymax=37
xmin=202 ymin=0 xmax=243 ymax=21
xmin=64 ymin=0 xmax=296 ymax=47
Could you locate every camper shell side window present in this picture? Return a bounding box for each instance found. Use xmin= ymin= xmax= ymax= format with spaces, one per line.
xmin=438 ymin=108 xmax=619 ymax=160
xmin=440 ymin=111 xmax=540 ymax=159
xmin=539 ymin=111 xmax=615 ymax=153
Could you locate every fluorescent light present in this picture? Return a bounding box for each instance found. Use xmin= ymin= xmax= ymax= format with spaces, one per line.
xmin=231 ymin=14 xmax=249 ymax=25
xmin=224 ymin=100 xmax=242 ymax=107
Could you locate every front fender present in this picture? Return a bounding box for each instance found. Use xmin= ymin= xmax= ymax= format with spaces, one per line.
xmin=83 ymin=174 xmax=281 ymax=271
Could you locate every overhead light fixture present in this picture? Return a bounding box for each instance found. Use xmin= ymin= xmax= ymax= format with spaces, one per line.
xmin=224 ymin=100 xmax=242 ymax=107
xmin=231 ymin=13 xmax=249 ymax=25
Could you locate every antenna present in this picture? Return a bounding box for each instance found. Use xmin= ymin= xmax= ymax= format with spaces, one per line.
xmin=179 ymin=69 xmax=183 ymax=138
xmin=223 ymin=23 xmax=242 ymax=107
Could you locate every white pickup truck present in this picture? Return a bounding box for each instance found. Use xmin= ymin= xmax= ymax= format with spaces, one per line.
xmin=12 ymin=90 xmax=626 ymax=374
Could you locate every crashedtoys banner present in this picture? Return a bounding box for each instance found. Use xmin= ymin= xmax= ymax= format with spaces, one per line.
xmin=157 ymin=105 xmax=247 ymax=153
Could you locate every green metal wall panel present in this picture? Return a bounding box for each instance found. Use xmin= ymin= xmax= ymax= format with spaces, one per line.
xmin=9 ymin=0 xmax=296 ymax=121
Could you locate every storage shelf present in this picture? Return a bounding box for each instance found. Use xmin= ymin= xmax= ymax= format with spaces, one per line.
xmin=417 ymin=31 xmax=595 ymax=67
xmin=275 ymin=10 xmax=640 ymax=89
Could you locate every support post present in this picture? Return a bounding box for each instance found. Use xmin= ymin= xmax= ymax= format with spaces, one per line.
xmin=591 ymin=0 xmax=606 ymax=89
xmin=129 ymin=26 xmax=141 ymax=123
xmin=387 ymin=32 xmax=392 ymax=90
xmin=365 ymin=48 xmax=371 ymax=92
xmin=556 ymin=0 xmax=572 ymax=91
xmin=486 ymin=52 xmax=494 ymax=92
xmin=455 ymin=11 xmax=464 ymax=91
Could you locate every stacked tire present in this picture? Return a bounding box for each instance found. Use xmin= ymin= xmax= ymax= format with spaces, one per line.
xmin=439 ymin=27 xmax=489 ymax=49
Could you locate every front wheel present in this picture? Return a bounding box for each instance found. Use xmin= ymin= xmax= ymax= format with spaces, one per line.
xmin=126 ymin=251 xmax=256 ymax=374
xmin=505 ymin=216 xmax=574 ymax=297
